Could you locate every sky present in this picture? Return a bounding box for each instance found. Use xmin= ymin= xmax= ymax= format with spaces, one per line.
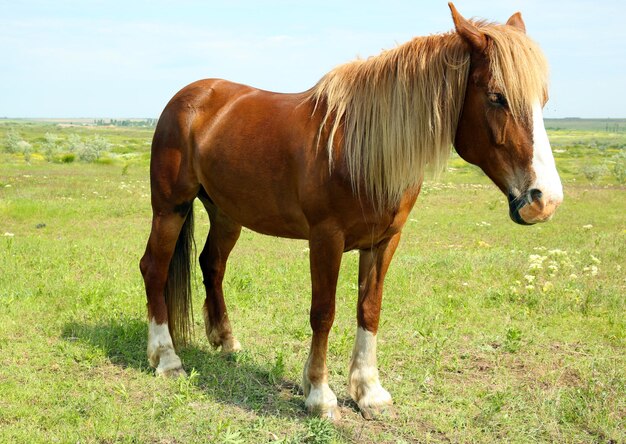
xmin=1 ymin=0 xmax=624 ymax=118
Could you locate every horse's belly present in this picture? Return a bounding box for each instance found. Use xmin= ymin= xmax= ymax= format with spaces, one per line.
xmin=202 ymin=178 xmax=310 ymax=239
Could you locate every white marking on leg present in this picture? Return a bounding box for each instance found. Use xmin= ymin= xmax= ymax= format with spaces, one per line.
xmin=349 ymin=327 xmax=392 ymax=410
xmin=302 ymin=354 xmax=339 ymax=419
xmin=147 ymin=319 xmax=184 ymax=376
xmin=531 ymin=101 xmax=563 ymax=205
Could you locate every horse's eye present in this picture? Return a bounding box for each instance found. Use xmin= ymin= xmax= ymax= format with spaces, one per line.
xmin=488 ymin=92 xmax=507 ymax=107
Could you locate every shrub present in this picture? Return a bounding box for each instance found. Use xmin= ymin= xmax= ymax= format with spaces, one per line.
xmin=43 ymin=132 xmax=60 ymax=162
xmin=61 ymin=153 xmax=76 ymax=164
xmin=78 ymin=135 xmax=111 ymax=162
xmin=4 ymin=129 xmax=22 ymax=153
xmin=18 ymin=140 xmax=33 ymax=163
xmin=611 ymin=151 xmax=626 ymax=184
xmin=580 ymin=164 xmax=607 ymax=183
xmin=67 ymin=134 xmax=84 ymax=153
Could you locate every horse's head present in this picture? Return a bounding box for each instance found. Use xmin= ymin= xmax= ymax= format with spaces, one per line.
xmin=449 ymin=3 xmax=563 ymax=225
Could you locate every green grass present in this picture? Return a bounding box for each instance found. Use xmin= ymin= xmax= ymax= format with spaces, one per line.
xmin=0 ymin=122 xmax=624 ymax=443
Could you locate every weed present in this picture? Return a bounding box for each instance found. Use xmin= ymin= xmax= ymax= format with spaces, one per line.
xmin=269 ymin=351 xmax=286 ymax=385
xmin=213 ymin=421 xmax=246 ymax=444
xmin=303 ymin=418 xmax=336 ymax=444
xmin=504 ymin=327 xmax=522 ymax=353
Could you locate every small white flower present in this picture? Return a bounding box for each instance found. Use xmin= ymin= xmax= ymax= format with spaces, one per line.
xmin=582 ymin=224 xmax=593 ymax=229
xmin=569 ymin=274 xmax=578 ymax=279
xmin=524 ymin=275 xmax=535 ymax=283
xmin=590 ymin=255 xmax=601 ymax=264
xmin=525 ymin=285 xmax=534 ymax=290
xmin=3 ymin=232 xmax=14 ymax=237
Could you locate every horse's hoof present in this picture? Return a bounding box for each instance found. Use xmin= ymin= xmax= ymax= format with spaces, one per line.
xmin=156 ymin=366 xmax=187 ymax=378
xmin=220 ymin=337 xmax=242 ymax=354
xmin=304 ymin=383 xmax=341 ymax=421
xmin=358 ymin=403 xmax=395 ymax=421
xmin=308 ymin=404 xmax=342 ymax=421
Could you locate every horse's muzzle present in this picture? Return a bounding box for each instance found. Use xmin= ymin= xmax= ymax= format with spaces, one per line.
xmin=508 ymin=189 xmax=561 ymax=225
xmin=508 ymin=192 xmax=534 ymax=225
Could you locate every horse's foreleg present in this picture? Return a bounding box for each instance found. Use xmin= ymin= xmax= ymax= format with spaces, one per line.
xmin=140 ymin=211 xmax=190 ymax=377
xmin=199 ymin=205 xmax=242 ymax=353
xmin=349 ymin=233 xmax=401 ymax=419
xmin=303 ymin=226 xmax=344 ymax=420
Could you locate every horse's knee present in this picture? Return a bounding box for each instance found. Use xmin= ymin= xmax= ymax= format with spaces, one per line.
xmin=139 ymin=253 xmax=150 ymax=278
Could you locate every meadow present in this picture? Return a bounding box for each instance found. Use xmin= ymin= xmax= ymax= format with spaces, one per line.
xmin=0 ymin=119 xmax=624 ymax=443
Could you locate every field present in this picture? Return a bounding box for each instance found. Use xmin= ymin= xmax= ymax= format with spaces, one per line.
xmin=0 ymin=119 xmax=624 ymax=443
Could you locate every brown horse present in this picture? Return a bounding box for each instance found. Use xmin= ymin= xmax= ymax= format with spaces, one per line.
xmin=140 ymin=3 xmax=563 ymax=420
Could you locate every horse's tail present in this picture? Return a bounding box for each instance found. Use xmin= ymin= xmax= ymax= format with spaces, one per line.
xmin=165 ymin=204 xmax=195 ymax=349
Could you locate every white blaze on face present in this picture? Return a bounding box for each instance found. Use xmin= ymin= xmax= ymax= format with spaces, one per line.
xmin=530 ymin=101 xmax=563 ymax=204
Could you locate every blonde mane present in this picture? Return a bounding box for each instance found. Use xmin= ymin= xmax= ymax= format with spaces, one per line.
xmin=309 ymin=21 xmax=549 ymax=210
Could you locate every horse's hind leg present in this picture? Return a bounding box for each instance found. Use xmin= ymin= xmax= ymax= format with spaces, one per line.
xmin=140 ymin=114 xmax=199 ymax=377
xmin=140 ymin=203 xmax=194 ymax=377
xmin=198 ymin=198 xmax=242 ymax=353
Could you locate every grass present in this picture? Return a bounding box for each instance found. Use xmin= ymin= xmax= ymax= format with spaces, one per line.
xmin=0 ymin=121 xmax=624 ymax=443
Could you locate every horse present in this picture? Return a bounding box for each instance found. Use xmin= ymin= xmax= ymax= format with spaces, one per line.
xmin=140 ymin=3 xmax=563 ymax=420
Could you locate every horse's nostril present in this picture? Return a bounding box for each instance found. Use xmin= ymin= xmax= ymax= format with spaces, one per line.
xmin=529 ymin=188 xmax=543 ymax=203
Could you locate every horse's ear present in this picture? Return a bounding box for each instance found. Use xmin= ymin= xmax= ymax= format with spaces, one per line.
xmin=448 ymin=3 xmax=487 ymax=53
xmin=506 ymin=12 xmax=526 ymax=33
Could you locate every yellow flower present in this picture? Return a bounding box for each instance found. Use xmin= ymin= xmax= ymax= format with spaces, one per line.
xmin=542 ymin=282 xmax=554 ymax=292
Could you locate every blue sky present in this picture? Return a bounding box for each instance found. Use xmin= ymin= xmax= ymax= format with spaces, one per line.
xmin=1 ymin=0 xmax=624 ymax=118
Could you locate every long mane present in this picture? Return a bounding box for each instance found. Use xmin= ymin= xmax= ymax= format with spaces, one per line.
xmin=309 ymin=21 xmax=549 ymax=210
